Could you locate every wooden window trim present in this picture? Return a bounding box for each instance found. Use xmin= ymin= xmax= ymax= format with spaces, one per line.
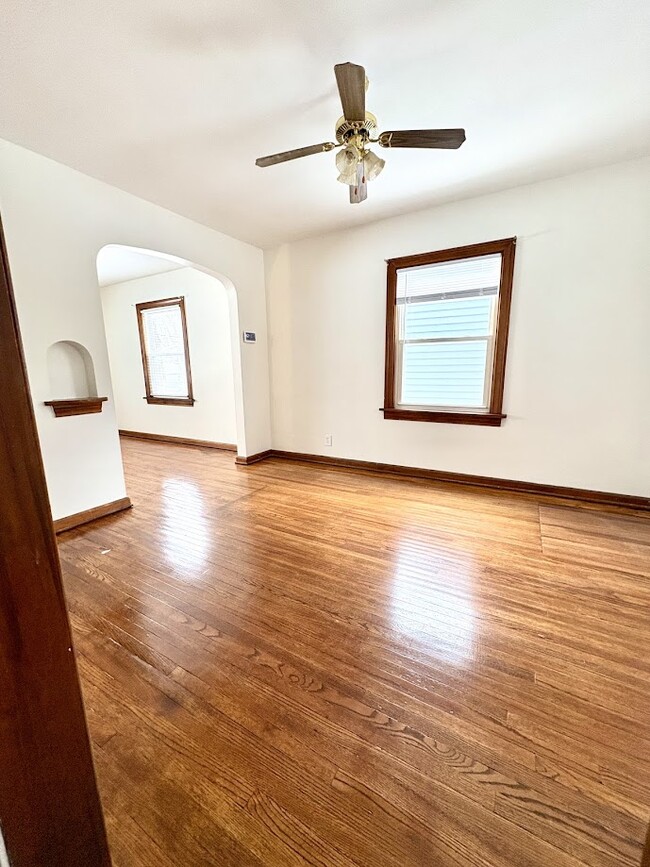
xmin=136 ymin=296 xmax=195 ymax=407
xmin=383 ymin=237 xmax=516 ymax=426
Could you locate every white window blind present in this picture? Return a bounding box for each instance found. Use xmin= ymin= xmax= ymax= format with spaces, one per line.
xmin=140 ymin=302 xmax=190 ymax=399
xmin=395 ymin=253 xmax=502 ymax=410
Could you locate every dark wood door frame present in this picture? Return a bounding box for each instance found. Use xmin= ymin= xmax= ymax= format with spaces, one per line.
xmin=0 ymin=215 xmax=111 ymax=864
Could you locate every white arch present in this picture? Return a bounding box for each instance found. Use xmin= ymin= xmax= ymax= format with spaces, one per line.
xmin=96 ymin=243 xmax=247 ymax=455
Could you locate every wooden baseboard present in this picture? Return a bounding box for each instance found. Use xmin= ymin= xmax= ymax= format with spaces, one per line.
xmin=114 ymin=433 xmax=648 ymax=513
xmin=235 ymin=450 xmax=273 ymax=466
xmin=53 ymin=497 xmax=133 ymax=534
xmin=264 ymin=450 xmax=650 ymax=513
xmin=119 ymin=430 xmax=237 ymax=451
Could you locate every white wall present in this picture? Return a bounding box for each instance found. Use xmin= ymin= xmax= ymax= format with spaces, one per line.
xmin=0 ymin=138 xmax=271 ymax=520
xmin=0 ymin=828 xmax=9 ymax=867
xmin=101 ymin=268 xmax=237 ymax=444
xmin=266 ymin=157 xmax=650 ymax=497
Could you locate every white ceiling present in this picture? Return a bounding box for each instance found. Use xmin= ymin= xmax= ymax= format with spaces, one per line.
xmin=1 ymin=0 xmax=649 ymax=248
xmin=97 ymin=246 xmax=183 ymax=287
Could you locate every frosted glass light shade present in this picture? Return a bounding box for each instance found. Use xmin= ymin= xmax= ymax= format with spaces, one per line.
xmin=364 ymin=149 xmax=385 ymax=181
xmin=336 ymin=144 xmax=361 ymax=185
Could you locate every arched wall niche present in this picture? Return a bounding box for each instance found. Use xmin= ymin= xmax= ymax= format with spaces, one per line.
xmin=44 ymin=340 xmax=107 ymax=417
xmin=47 ymin=340 xmax=98 ymax=400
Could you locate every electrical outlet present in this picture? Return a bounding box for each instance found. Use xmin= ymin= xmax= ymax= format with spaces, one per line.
xmin=324 ymin=434 xmax=333 ymax=447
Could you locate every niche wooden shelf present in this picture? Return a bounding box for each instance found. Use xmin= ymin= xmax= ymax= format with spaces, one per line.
xmin=44 ymin=397 xmax=108 ymax=417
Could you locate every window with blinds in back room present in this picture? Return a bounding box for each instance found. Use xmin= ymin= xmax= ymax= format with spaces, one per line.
xmin=384 ymin=238 xmax=516 ymax=426
xmin=136 ymin=297 xmax=194 ymax=405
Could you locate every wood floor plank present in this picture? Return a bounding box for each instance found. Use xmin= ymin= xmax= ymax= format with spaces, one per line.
xmin=57 ymin=438 xmax=650 ymax=866
xmin=540 ymin=505 xmax=650 ymax=576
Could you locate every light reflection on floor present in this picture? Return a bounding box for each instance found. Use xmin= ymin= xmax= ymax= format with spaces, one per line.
xmin=389 ymin=536 xmax=477 ymax=666
xmin=160 ymin=478 xmax=211 ymax=576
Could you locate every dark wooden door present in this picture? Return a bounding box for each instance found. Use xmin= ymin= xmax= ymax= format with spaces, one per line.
xmin=0 ymin=215 xmax=111 ymax=865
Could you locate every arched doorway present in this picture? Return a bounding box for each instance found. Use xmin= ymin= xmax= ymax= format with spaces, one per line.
xmin=96 ymin=244 xmax=247 ymax=456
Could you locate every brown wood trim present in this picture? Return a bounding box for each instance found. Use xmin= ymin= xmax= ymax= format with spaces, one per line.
xmin=381 ymin=408 xmax=506 ymax=426
xmin=386 ymin=237 xmax=518 ymax=269
xmin=53 ymin=496 xmax=133 ymax=534
xmin=235 ymin=449 xmax=273 ymax=466
xmin=144 ymin=395 xmax=195 ymax=406
xmin=136 ymin=296 xmax=194 ymax=406
xmin=44 ymin=396 xmax=108 ymax=417
xmin=262 ymin=450 xmax=650 ymax=513
xmin=119 ymin=429 xmax=236 ymax=451
xmin=0 ymin=214 xmax=112 ymax=864
xmin=383 ymin=237 xmax=516 ymax=425
xmin=490 ymin=237 xmax=516 ymax=416
xmin=384 ymin=256 xmax=398 ymax=411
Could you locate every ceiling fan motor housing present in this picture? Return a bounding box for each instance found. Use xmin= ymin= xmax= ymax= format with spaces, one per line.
xmin=335 ymin=112 xmax=378 ymax=145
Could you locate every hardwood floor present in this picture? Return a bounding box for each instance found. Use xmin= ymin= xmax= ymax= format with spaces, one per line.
xmin=57 ymin=438 xmax=650 ymax=867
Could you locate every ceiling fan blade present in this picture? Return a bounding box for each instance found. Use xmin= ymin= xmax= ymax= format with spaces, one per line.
xmin=256 ymin=142 xmax=336 ymax=167
xmin=349 ymin=162 xmax=367 ymax=204
xmin=334 ymin=62 xmax=366 ymax=123
xmin=350 ymin=180 xmax=367 ymax=204
xmin=378 ymin=129 xmax=466 ymax=149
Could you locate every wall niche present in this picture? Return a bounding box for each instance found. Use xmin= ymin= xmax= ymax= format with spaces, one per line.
xmin=44 ymin=340 xmax=107 ymax=417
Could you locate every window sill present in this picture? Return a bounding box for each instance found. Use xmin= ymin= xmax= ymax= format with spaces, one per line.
xmin=144 ymin=396 xmax=195 ymax=407
xmin=381 ymin=408 xmax=506 ymax=426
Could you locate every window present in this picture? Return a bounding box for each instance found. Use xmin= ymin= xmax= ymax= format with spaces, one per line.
xmin=136 ymin=297 xmax=194 ymax=406
xmin=383 ymin=238 xmax=516 ymax=426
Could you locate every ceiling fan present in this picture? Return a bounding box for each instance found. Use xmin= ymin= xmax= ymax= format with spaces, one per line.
xmin=255 ymin=62 xmax=466 ymax=204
